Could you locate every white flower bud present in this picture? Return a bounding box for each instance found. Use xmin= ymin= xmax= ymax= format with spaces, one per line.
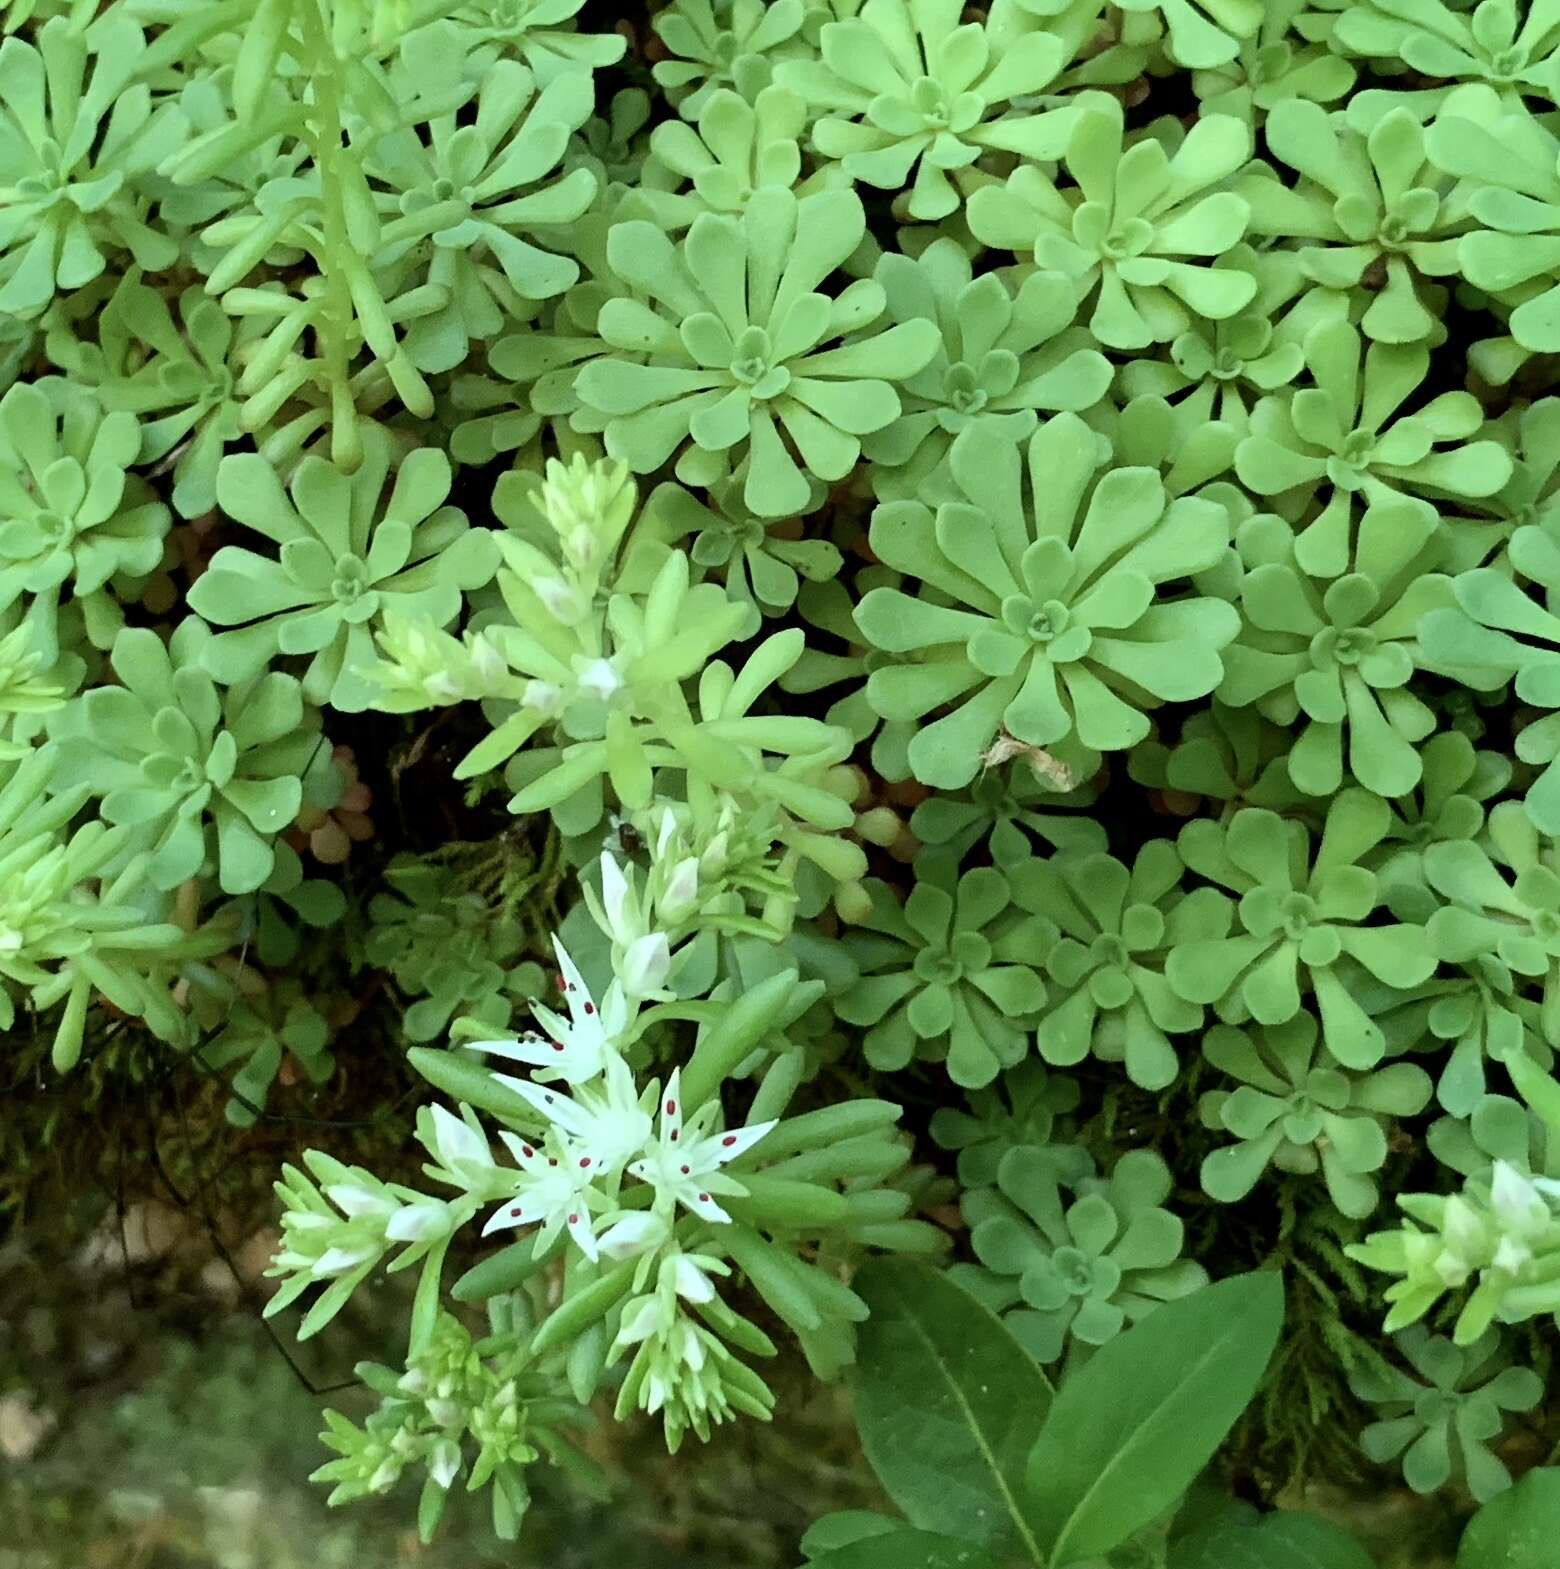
xmin=598 ymin=1211 xmax=670 ymax=1260
xmin=326 ymin=1184 xmax=396 ymax=1218
xmin=522 ymin=679 xmax=562 ymax=715
xmin=312 ymin=1245 xmax=376 ymax=1278
xmin=621 ymin=932 xmax=671 ymax=998
xmin=428 ymin=1105 xmax=492 ymax=1175
xmin=428 ymin=1439 xmax=461 ymax=1490
xmin=385 ymin=1201 xmax=453 ymax=1243
xmin=576 ymin=657 xmax=623 ymax=704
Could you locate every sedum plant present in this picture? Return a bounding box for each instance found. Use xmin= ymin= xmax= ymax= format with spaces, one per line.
xmin=1422 ymin=505 xmax=1560 ymax=834
xmin=1349 ymin=1327 xmax=1543 ymax=1502
xmin=189 ymin=426 xmax=498 ymax=711
xmin=0 ymin=381 xmax=170 ymax=650
xmin=838 ymin=853 xmax=1050 ymax=1087
xmin=1219 ymin=500 xmax=1453 ymax=798
xmin=860 ymin=239 xmax=1112 ymax=503
xmin=570 ymin=186 xmax=940 ymax=517
xmin=959 ymin=1146 xmax=1209 ymax=1364
xmin=49 ymin=619 xmax=326 ymax=895
xmin=24 ymin=0 xmax=1560 ymax=1549
xmin=1234 ymin=316 xmax=1512 ymax=578
xmin=967 ymin=94 xmax=1257 ymax=351
xmin=855 ymin=414 xmax=1239 ymax=788
xmin=1007 ymin=842 xmax=1204 ymax=1092
xmin=1197 ymin=1015 xmax=1431 ymax=1217
xmin=774 ymin=0 xmax=1080 ymax=220
xmin=0 ymin=13 xmax=186 ymax=317
xmin=1234 ymin=100 xmax=1467 ymax=343
xmin=1167 ymin=789 xmax=1439 ymax=1069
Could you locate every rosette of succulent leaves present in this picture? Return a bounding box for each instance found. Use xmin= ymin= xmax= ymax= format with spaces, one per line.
xmin=25 ymin=0 xmax=1560 ymax=1548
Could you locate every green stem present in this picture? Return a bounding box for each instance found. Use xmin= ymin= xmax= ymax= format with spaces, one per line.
xmin=296 ymin=0 xmax=361 ymax=472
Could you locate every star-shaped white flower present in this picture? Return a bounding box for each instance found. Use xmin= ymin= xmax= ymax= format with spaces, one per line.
xmin=497 ymin=1052 xmax=653 ymax=1178
xmin=466 ymin=935 xmax=633 ymax=1085
xmin=626 ymin=1068 xmax=775 ymax=1224
xmin=479 ymin=1132 xmax=601 ymax=1260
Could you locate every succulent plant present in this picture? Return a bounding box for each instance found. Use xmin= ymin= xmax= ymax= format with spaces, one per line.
xmin=1234 ymin=317 xmax=1512 ymax=579
xmin=1349 ymin=1327 xmax=1542 ymax=1501
xmin=855 ymin=415 xmax=1239 ymax=788
xmin=0 ymin=14 xmax=186 ymax=317
xmin=0 ymin=382 xmax=170 ymax=649
xmin=1167 ymin=789 xmax=1439 ymax=1069
xmin=861 ymin=239 xmax=1112 ymax=503
xmin=188 ymin=426 xmax=498 ymax=711
xmin=1219 ymin=500 xmax=1453 ymax=798
xmin=49 ymin=619 xmax=327 ymax=895
xmin=967 ymin=95 xmax=1256 ymax=351
xmin=571 ymin=186 xmax=940 ymax=517
xmin=838 ymin=853 xmax=1051 ymax=1086
xmin=1198 ymin=1015 xmax=1431 ymax=1217
xmin=775 ymin=0 xmax=1080 ymax=220
xmin=960 ymin=1147 xmax=1209 ymax=1363
xmin=1009 ymin=842 xmax=1204 ymax=1091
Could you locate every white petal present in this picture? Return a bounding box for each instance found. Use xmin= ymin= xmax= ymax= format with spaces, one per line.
xmin=663 ymin=856 xmax=699 ymax=913
xmin=660 ymin=1067 xmax=684 ymax=1143
xmin=617 ymin=1293 xmax=665 ymax=1347
xmin=709 ymin=1119 xmax=777 ymax=1165
xmin=498 ymin=1129 xmax=542 ymax=1166
xmin=1494 ymin=1235 xmax=1534 ymax=1275
xmin=429 ymin=1440 xmax=461 ymax=1490
xmin=481 ymin=1199 xmax=535 ymax=1237
xmin=1491 ymin=1161 xmax=1546 ymax=1231
xmin=466 ymin=1032 xmax=558 ymax=1064
xmin=566 ymin=1206 xmax=601 ymax=1262
xmin=685 ymin=1188 xmax=732 ymax=1224
xmin=600 ymin=851 xmax=631 ymax=938
xmin=513 ymin=1078 xmax=595 ymax=1138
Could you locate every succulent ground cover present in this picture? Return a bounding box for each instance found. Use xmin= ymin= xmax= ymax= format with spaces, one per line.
xmin=13 ymin=0 xmax=1560 ymax=1564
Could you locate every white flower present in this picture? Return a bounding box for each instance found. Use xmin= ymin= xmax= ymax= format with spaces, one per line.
xmin=467 ymin=935 xmax=632 ymax=1084
xmin=499 ymin=1052 xmax=653 ymax=1176
xmin=600 ymin=850 xmax=632 ymax=936
xmin=627 ymin=1068 xmax=775 ymax=1224
xmin=1441 ymin=1195 xmax=1489 ymax=1270
xmin=470 ymin=631 xmax=506 ymax=689
xmin=596 ymin=851 xmax=673 ymax=999
xmin=1493 ymin=1235 xmax=1534 ymax=1275
xmin=535 ymin=574 xmax=586 ymax=623
xmin=669 ymin=1250 xmax=723 ymax=1304
xmin=660 ymin=856 xmax=700 ymax=922
xmin=615 ymin=1292 xmax=668 ymax=1348
xmin=479 ymin=1133 xmax=601 ymax=1260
